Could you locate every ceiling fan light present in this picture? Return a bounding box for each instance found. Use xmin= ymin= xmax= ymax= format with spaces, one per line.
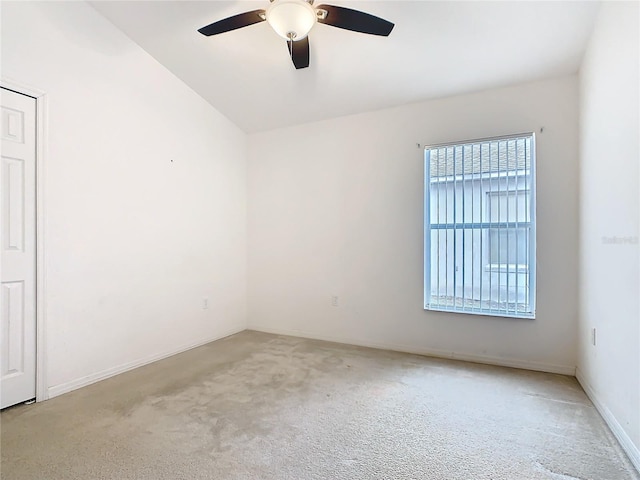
xmin=266 ymin=0 xmax=316 ymax=41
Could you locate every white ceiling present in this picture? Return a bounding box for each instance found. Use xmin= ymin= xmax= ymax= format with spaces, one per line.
xmin=90 ymin=1 xmax=600 ymax=133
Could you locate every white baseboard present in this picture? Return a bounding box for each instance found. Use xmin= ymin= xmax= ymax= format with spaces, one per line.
xmin=575 ymin=367 xmax=640 ymax=474
xmin=47 ymin=326 xmax=245 ymax=399
xmin=247 ymin=325 xmax=576 ymax=376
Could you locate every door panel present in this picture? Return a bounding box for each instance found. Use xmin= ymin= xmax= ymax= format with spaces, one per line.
xmin=3 ymin=157 xmax=25 ymax=251
xmin=1 ymin=88 xmax=36 ymax=409
xmin=2 ymin=281 xmax=25 ymax=378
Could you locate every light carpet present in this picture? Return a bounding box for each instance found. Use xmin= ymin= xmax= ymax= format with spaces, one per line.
xmin=1 ymin=331 xmax=638 ymax=480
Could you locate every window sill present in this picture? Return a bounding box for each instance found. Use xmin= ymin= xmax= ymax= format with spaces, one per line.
xmin=424 ymin=304 xmax=535 ymax=320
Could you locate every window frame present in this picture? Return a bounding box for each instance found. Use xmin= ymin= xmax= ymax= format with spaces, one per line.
xmin=423 ymin=132 xmax=537 ymax=319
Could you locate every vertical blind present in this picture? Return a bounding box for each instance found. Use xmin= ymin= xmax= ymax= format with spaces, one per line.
xmin=424 ymin=133 xmax=536 ymax=318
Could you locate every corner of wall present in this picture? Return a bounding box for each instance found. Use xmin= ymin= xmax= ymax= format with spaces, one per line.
xmin=576 ymin=368 xmax=640 ymax=472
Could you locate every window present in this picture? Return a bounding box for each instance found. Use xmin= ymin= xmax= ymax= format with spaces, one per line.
xmin=424 ymin=133 xmax=536 ymax=318
xmin=486 ymin=190 xmax=530 ymax=272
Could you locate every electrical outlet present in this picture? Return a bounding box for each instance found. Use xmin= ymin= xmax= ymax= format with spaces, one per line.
xmin=331 ymin=295 xmax=339 ymax=307
xmin=591 ymin=327 xmax=596 ymax=346
xmin=202 ymin=298 xmax=209 ymax=310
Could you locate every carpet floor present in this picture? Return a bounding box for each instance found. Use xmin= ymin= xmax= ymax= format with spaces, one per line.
xmin=1 ymin=331 xmax=638 ymax=480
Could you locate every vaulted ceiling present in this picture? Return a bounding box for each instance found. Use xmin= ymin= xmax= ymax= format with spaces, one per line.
xmin=91 ymin=1 xmax=600 ymax=133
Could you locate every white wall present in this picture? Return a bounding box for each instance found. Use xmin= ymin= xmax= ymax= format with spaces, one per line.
xmin=578 ymin=1 xmax=640 ymax=469
xmin=1 ymin=2 xmax=248 ymax=396
xmin=248 ymin=76 xmax=579 ymax=374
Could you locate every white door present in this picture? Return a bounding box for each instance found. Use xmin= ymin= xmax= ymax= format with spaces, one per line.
xmin=1 ymin=88 xmax=37 ymax=409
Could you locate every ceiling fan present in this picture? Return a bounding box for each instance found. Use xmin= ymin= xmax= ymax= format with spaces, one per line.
xmin=198 ymin=0 xmax=394 ymax=70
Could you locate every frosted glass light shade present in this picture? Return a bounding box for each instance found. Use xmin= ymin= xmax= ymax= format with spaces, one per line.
xmin=266 ymin=0 xmax=316 ymax=41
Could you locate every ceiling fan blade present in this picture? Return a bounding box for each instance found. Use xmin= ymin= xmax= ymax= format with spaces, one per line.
xmin=316 ymin=5 xmax=394 ymax=36
xmin=287 ymin=37 xmax=310 ymax=69
xmin=198 ymin=10 xmax=266 ymax=36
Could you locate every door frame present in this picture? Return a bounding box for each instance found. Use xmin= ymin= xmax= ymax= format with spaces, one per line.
xmin=1 ymin=78 xmax=48 ymax=403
